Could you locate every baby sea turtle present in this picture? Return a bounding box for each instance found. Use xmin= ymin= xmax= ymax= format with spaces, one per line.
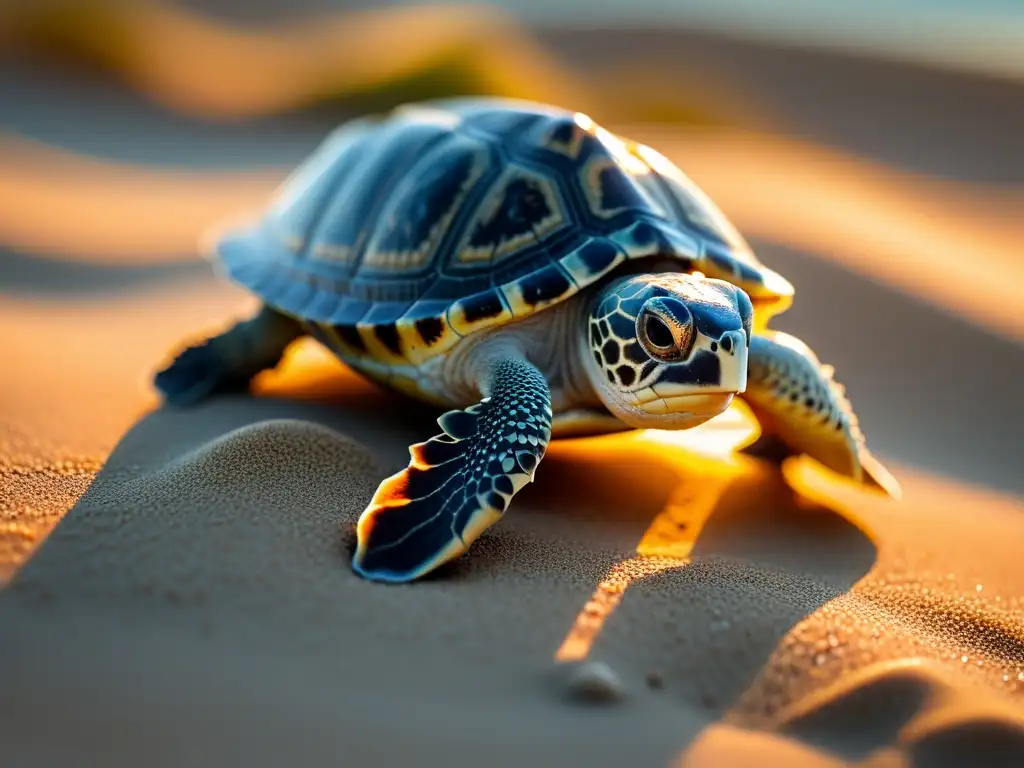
xmin=155 ymin=98 xmax=899 ymax=583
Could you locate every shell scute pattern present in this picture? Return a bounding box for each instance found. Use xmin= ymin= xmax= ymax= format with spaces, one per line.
xmin=266 ymin=119 xmax=375 ymax=255
xmin=305 ymin=115 xmax=455 ymax=270
xmin=452 ymin=164 xmax=568 ymax=268
xmin=559 ymin=237 xmax=627 ymax=286
xmin=578 ymin=126 xmax=671 ymax=223
xmin=361 ymin=132 xmax=492 ymax=272
xmin=501 ymin=261 xmax=579 ymax=317
xmin=447 ymin=289 xmax=512 ymax=337
xmin=540 ymin=114 xmax=591 ymax=160
xmin=215 ymin=99 xmax=790 ymax=380
xmin=631 ymin=142 xmax=749 ymax=252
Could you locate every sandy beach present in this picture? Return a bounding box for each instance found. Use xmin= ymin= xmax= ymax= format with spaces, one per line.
xmin=2 ymin=4 xmax=1023 ymax=766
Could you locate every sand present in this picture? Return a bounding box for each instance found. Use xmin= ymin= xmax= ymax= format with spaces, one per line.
xmin=3 ymin=13 xmax=1024 ymax=768
xmin=3 ymin=272 xmax=1023 ymax=767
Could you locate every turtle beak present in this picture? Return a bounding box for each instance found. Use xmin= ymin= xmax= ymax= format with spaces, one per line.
xmin=717 ymin=329 xmax=748 ymax=394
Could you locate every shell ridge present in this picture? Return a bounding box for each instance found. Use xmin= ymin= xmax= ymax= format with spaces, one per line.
xmin=294 ymin=127 xmax=378 ymax=261
xmin=336 ymin=126 xmax=457 ymax=279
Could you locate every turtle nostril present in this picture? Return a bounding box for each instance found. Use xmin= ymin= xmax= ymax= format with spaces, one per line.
xmin=720 ymin=335 xmax=733 ymax=353
xmin=644 ymin=314 xmax=674 ymax=349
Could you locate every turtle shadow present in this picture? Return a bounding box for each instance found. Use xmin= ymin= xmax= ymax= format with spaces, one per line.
xmin=524 ymin=436 xmax=876 ymax=588
xmin=7 ymin=358 xmax=878 ymax=767
xmin=466 ymin=433 xmax=879 ymax=752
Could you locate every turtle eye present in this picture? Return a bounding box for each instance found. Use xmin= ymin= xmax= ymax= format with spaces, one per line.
xmin=637 ymin=298 xmax=694 ymax=361
xmin=645 ymin=315 xmax=674 ymax=349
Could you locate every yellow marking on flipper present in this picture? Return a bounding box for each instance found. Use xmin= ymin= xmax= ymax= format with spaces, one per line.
xmin=460 ymin=499 xmax=505 ymax=551
xmin=352 ymin=447 xmax=479 ymax=582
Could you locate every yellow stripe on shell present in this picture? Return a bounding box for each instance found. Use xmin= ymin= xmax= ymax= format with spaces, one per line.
xmin=394 ymin=311 xmax=462 ymax=365
xmin=453 ymin=166 xmax=567 ymax=266
xmin=362 ymin=140 xmax=490 ymax=271
xmin=559 ymin=237 xmax=627 ymax=285
xmin=353 ymin=322 xmax=408 ymax=366
xmin=543 ymin=113 xmax=594 ymax=160
xmin=311 ymin=241 xmax=354 ymax=264
xmin=499 ymin=273 xmax=579 ymax=319
xmin=580 ymin=154 xmax=669 ymax=220
xmin=446 ymin=294 xmax=515 ymax=336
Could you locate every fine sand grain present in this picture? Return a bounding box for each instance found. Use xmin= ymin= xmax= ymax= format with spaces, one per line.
xmin=3 ymin=21 xmax=1024 ymax=767
xmin=2 ymin=330 xmax=1023 ymax=766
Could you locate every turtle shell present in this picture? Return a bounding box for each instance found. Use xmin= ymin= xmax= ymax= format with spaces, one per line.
xmin=214 ymin=98 xmax=793 ymax=368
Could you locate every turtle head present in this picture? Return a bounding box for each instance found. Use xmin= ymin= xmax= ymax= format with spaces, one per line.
xmin=583 ymin=273 xmax=753 ymax=430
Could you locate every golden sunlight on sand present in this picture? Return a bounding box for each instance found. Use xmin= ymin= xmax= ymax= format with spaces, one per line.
xmin=555 ymin=412 xmax=760 ymax=662
xmin=3 ymin=7 xmax=1023 ymax=764
xmin=4 ymin=290 xmax=1023 ymax=764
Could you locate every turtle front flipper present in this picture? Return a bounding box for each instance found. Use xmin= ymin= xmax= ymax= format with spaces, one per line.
xmin=740 ymin=331 xmax=901 ymax=499
xmin=353 ymin=354 xmax=552 ymax=583
xmin=154 ymin=306 xmax=303 ymax=406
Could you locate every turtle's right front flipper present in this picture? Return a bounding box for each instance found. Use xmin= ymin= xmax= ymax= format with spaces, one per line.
xmin=740 ymin=331 xmax=901 ymax=498
xmin=353 ymin=354 xmax=552 ymax=583
xmin=154 ymin=306 xmax=303 ymax=406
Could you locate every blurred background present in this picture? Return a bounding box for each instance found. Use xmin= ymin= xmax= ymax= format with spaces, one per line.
xmin=1 ymin=0 xmax=1022 ymax=526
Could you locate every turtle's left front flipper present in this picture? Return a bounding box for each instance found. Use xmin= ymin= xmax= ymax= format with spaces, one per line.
xmin=353 ymin=353 xmax=552 ymax=583
xmin=739 ymin=331 xmax=901 ymax=498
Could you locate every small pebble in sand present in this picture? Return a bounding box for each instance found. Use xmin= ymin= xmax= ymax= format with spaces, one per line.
xmin=562 ymin=660 xmax=626 ymax=704
xmin=645 ymin=672 xmax=664 ymax=690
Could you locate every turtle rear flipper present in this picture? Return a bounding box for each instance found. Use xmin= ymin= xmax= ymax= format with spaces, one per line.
xmin=154 ymin=306 xmax=303 ymax=406
xmin=353 ymin=354 xmax=552 ymax=583
xmin=740 ymin=331 xmax=901 ymax=499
